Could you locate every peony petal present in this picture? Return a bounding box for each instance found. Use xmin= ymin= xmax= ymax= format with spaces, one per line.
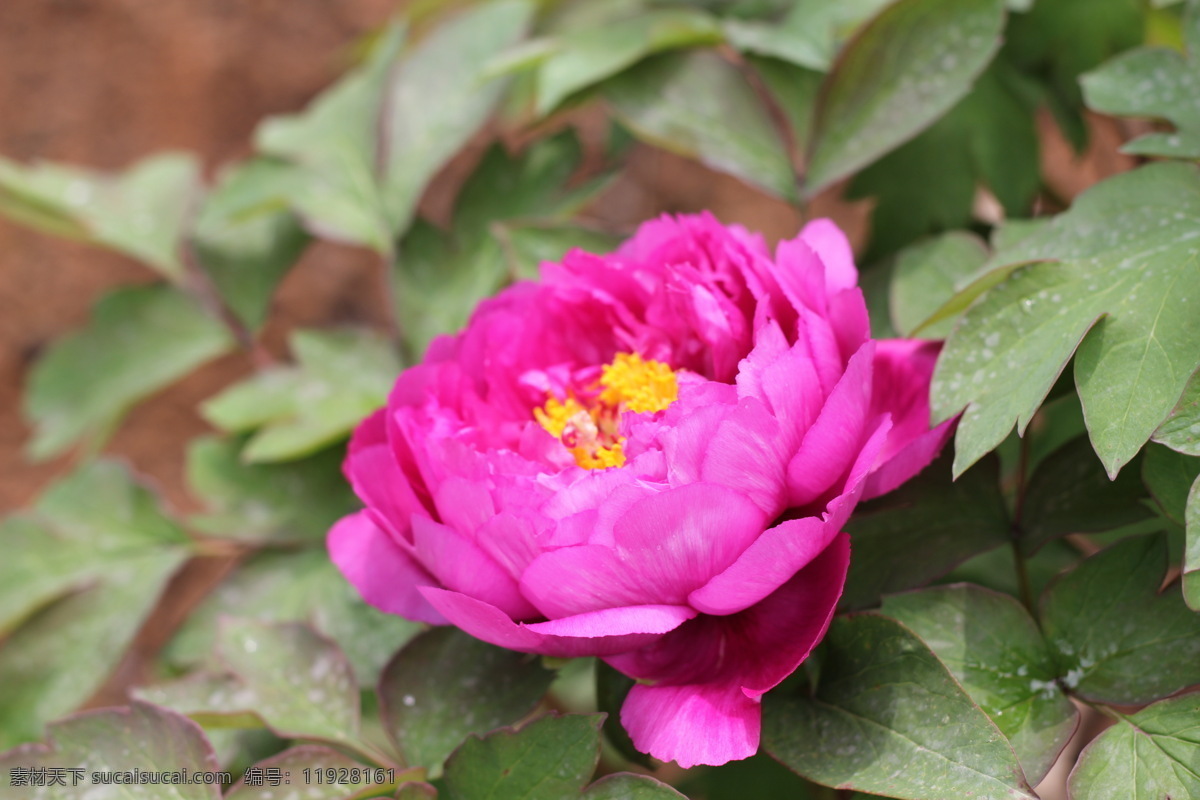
xmin=525 ymin=604 xmax=697 ymax=637
xmin=785 ymin=342 xmax=876 ymax=507
xmin=620 ymin=683 xmax=759 ymax=768
xmin=863 ymin=418 xmax=955 ymax=500
xmin=328 ymin=511 xmax=446 ymax=625
xmin=411 ymin=515 xmax=539 ymax=621
xmin=799 ymin=217 xmax=857 ymax=292
xmin=521 ymin=483 xmax=768 ymax=618
xmin=419 ymin=587 xmax=662 ymax=657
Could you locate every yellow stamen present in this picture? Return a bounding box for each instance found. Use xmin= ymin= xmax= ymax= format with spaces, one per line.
xmin=535 ymin=353 xmax=679 ymax=470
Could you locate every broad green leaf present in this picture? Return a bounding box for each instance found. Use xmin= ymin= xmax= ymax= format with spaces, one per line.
xmin=442 ymin=714 xmax=601 ymax=800
xmin=932 ymin=162 xmax=1200 ymax=478
xmin=1041 ymin=534 xmax=1200 ymax=703
xmin=1082 ymin=11 xmax=1200 ymax=160
xmin=848 ymin=60 xmax=1040 ymax=259
xmin=0 ymin=152 xmax=199 ymax=279
xmin=165 ymin=549 xmax=419 ymax=686
xmin=804 ymin=0 xmax=1006 ymax=194
xmin=1155 ymin=368 xmax=1200 ymax=456
xmin=889 ymin=231 xmax=989 ymax=338
xmin=378 ymin=627 xmax=553 ymax=771
xmin=0 ymin=463 xmax=191 ymax=747
xmin=1188 ymin=475 xmax=1200 ymax=610
xmin=394 ymin=131 xmax=610 ymax=354
xmin=185 ymin=437 xmax=356 ymax=545
xmin=1068 ymin=693 xmax=1200 ymax=800
xmin=584 ymin=774 xmax=687 ymax=799
xmin=1021 ymin=435 xmax=1154 ymax=554
xmin=224 ymin=746 xmax=378 ymax=800
xmin=396 ymin=784 xmax=438 ymax=799
xmin=256 ymin=24 xmax=405 ymax=253
xmin=763 ymin=615 xmax=1036 ymax=799
xmin=534 ymin=8 xmax=722 ymax=114
xmin=943 ymin=538 xmax=1081 ymax=602
xmin=0 ymin=701 xmax=222 ymax=800
xmin=723 ymin=0 xmax=893 ymax=71
xmin=1143 ymin=442 xmax=1200 ymax=526
xmin=202 ymin=328 xmax=400 ymax=463
xmin=191 ymin=158 xmax=309 ymax=331
xmin=841 ymin=451 xmax=1011 ymax=610
xmin=382 ymin=1 xmax=535 ymax=237
xmin=24 ymin=284 xmax=233 ymax=460
xmin=604 ymin=51 xmax=797 ymax=201
xmin=746 ymin=56 xmax=822 ymax=159
xmin=882 ymin=586 xmax=1077 ymax=785
xmin=1003 ymin=0 xmax=1143 ymax=149
xmin=676 ymin=753 xmax=821 ymax=800
xmin=146 ymin=620 xmax=360 ymax=744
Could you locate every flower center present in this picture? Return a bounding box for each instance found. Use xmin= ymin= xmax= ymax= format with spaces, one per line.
xmin=534 ymin=352 xmax=678 ymax=469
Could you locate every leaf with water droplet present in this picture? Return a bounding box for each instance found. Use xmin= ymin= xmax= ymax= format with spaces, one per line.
xmin=224 ymin=745 xmax=377 ymax=800
xmin=763 ymin=614 xmax=1037 ymax=800
xmin=804 ymin=0 xmax=1006 ymax=195
xmin=1041 ymin=534 xmax=1200 ymax=703
xmin=1154 ymin=367 xmax=1200 ymax=457
xmin=890 ymin=231 xmax=990 ymax=338
xmin=882 ymin=585 xmax=1078 ymax=785
xmin=932 ymin=162 xmax=1200 ymax=478
xmin=378 ymin=627 xmax=553 ymax=772
xmin=1068 ymin=693 xmax=1200 ymax=800
xmin=0 ymin=701 xmax=222 ymax=800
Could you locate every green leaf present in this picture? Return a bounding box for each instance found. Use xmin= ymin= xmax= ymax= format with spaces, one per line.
xmin=534 ymin=8 xmax=722 ymax=114
xmin=255 ymin=24 xmax=405 ymax=253
xmin=745 ymin=56 xmax=823 ymax=158
xmin=394 ymin=131 xmax=609 ymax=355
xmin=848 ymin=60 xmax=1040 ymax=259
xmin=1004 ymin=0 xmax=1143 ymax=150
xmin=604 ymin=51 xmax=797 ymax=201
xmin=676 ymin=753 xmax=822 ymax=800
xmin=763 ymin=614 xmax=1036 ymax=799
xmin=442 ymin=714 xmax=601 ymax=800
xmin=1188 ymin=475 xmax=1200 ymax=610
xmin=378 ymin=627 xmax=554 ymax=771
xmin=841 ymin=451 xmax=1011 ymax=610
xmin=804 ymin=0 xmax=1006 ymax=194
xmin=1021 ymin=435 xmax=1155 ymax=554
xmin=224 ymin=746 xmax=377 ymax=800
xmin=1082 ymin=15 xmax=1200 ymax=159
xmin=185 ymin=437 xmax=356 ymax=545
xmin=0 ymin=701 xmax=222 ymax=800
xmin=583 ymin=774 xmax=687 ymax=799
xmin=381 ymin=1 xmax=535 ymax=238
xmin=1143 ymin=442 xmax=1200 ymax=526
xmin=1155 ymin=368 xmax=1200 ymax=456
xmin=191 ymin=158 xmax=310 ymax=331
xmin=165 ymin=549 xmax=419 ymax=686
xmin=943 ymin=539 xmax=1081 ymax=603
xmin=881 ymin=586 xmax=1078 ymax=785
xmin=932 ymin=162 xmax=1200 ymax=478
xmin=145 ymin=620 xmax=360 ymax=744
xmin=889 ymin=231 xmax=989 ymax=338
xmin=396 ymin=783 xmax=438 ymax=799
xmin=1041 ymin=534 xmax=1200 ymax=703
xmin=1068 ymin=693 xmax=1200 ymax=800
xmin=202 ymin=328 xmax=400 ymax=463
xmin=24 ymin=284 xmax=234 ymax=460
xmin=0 ymin=152 xmax=200 ymax=279
xmin=0 ymin=463 xmax=191 ymax=747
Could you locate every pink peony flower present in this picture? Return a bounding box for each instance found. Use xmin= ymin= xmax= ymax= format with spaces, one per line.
xmin=329 ymin=213 xmax=951 ymax=767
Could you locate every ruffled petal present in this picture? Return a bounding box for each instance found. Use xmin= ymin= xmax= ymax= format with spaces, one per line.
xmin=620 ymin=683 xmax=759 ymax=768
xmin=799 ymin=217 xmax=857 ymax=292
xmin=419 ymin=587 xmax=667 ymax=657
xmin=328 ymin=511 xmax=446 ymax=624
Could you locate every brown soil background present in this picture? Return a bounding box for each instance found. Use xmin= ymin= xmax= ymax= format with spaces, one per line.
xmin=0 ymin=1 xmax=1135 ymax=796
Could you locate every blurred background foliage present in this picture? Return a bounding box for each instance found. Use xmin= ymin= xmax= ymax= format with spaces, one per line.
xmin=0 ymin=0 xmax=1198 ymax=798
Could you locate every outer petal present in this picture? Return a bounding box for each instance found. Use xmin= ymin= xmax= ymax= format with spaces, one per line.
xmin=615 ymin=535 xmax=851 ymax=767
xmin=621 ymin=683 xmax=759 ymax=768
xmin=419 ymin=587 xmax=679 ymax=657
xmin=328 ymin=511 xmax=446 ymax=625
xmin=799 ymin=217 xmax=857 ymax=292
